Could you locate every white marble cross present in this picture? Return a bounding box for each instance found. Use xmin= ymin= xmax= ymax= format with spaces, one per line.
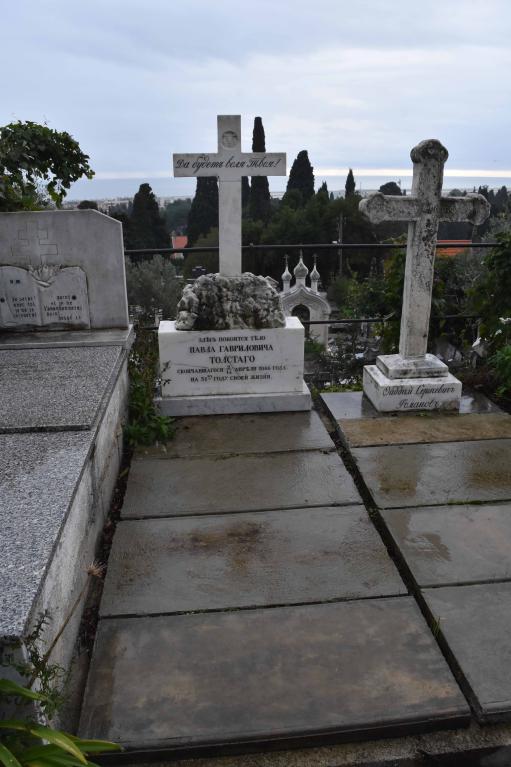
xmin=360 ymin=139 xmax=490 ymax=362
xmin=173 ymin=115 xmax=286 ymax=276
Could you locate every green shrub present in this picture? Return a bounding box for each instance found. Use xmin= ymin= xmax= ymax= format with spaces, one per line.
xmin=125 ymin=255 xmax=181 ymax=322
xmin=491 ymin=345 xmax=511 ymax=397
xmin=0 ymin=678 xmax=120 ymax=767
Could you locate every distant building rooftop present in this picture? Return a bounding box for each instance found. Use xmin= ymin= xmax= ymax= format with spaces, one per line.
xmin=437 ymin=240 xmax=473 ymax=257
xmin=172 ymin=235 xmax=188 ymax=250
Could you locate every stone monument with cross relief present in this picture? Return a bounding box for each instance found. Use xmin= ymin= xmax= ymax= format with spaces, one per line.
xmin=157 ymin=115 xmax=312 ymax=416
xmin=360 ymin=139 xmax=490 ymax=412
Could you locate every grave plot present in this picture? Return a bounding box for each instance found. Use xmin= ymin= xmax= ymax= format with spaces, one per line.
xmin=80 ymin=410 xmax=470 ymax=754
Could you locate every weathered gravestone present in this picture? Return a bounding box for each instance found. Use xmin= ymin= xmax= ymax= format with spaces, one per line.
xmin=0 ymin=210 xmax=129 ymax=331
xmin=360 ymin=139 xmax=490 ymax=412
xmin=159 ymin=114 xmax=312 ymax=415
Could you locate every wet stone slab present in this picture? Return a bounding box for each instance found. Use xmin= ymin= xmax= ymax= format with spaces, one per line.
xmin=352 ymin=440 xmax=511 ymax=509
xmin=136 ymin=410 xmax=333 ymax=459
xmin=321 ymin=391 xmax=509 ymax=447
xmin=320 ymin=390 xmax=501 ymax=422
xmin=80 ymin=599 xmax=469 ymax=751
xmin=423 ymin=583 xmax=511 ymax=720
xmin=0 ymin=346 xmax=123 ymax=432
xmin=382 ymin=503 xmax=511 ymax=587
xmin=339 ymin=413 xmax=511 ymax=448
xmin=122 ymin=450 xmax=360 ymax=518
xmin=100 ymin=506 xmax=405 ymax=617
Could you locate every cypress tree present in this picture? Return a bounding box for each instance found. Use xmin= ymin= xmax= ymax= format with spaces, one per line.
xmin=316 ymin=181 xmax=329 ymax=202
xmin=130 ymin=183 xmax=168 ymax=248
xmin=249 ymin=116 xmax=271 ymax=222
xmin=187 ymin=177 xmax=219 ymax=245
xmin=345 ymin=169 xmax=356 ymax=197
xmin=285 ymin=150 xmax=314 ymax=205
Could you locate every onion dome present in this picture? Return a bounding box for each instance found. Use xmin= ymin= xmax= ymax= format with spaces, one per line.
xmin=310 ymin=254 xmax=320 ymax=285
xmin=293 ymin=253 xmax=309 ymax=284
xmin=281 ymin=255 xmax=292 ymax=292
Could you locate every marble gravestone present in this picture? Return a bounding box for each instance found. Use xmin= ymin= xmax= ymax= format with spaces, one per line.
xmin=0 ymin=210 xmax=129 ymax=331
xmin=360 ymin=140 xmax=490 ymax=412
xmin=158 ymin=114 xmax=312 ymax=415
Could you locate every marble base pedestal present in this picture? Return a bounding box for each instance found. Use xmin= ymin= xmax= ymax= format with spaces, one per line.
xmin=157 ymin=317 xmax=311 ymax=416
xmin=363 ymin=355 xmax=462 ymax=413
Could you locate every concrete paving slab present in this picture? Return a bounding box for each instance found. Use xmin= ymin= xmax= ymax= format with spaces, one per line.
xmin=135 ymin=410 xmax=334 ymax=459
xmin=321 ymin=390 xmax=502 ymax=422
xmin=80 ymin=599 xmax=469 ymax=751
xmin=122 ymin=450 xmax=361 ymax=518
xmin=0 ymin=346 xmax=123 ymax=432
xmin=382 ymin=503 xmax=511 ymax=587
xmin=352 ymin=440 xmax=511 ymax=509
xmin=0 ymin=430 xmax=92 ymax=639
xmin=340 ymin=413 xmax=511 ymax=448
xmin=100 ymin=506 xmax=405 ymax=616
xmin=321 ymin=391 xmax=379 ymax=420
xmin=424 ymin=583 xmax=511 ymax=720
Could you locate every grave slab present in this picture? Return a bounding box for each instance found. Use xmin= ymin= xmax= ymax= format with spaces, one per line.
xmin=0 ymin=346 xmax=123 ymax=432
xmin=80 ymin=599 xmax=469 ymax=751
xmin=340 ymin=413 xmax=511 ymax=448
xmin=122 ymin=449 xmax=360 ymax=518
xmin=382 ymin=503 xmax=511 ymax=587
xmin=0 ymin=430 xmax=92 ymax=640
xmin=0 ymin=326 xmax=134 ymax=350
xmin=100 ymin=506 xmax=405 ymax=617
xmin=352 ymin=440 xmax=511 ymax=508
xmin=423 ymin=583 xmax=511 ymax=720
xmin=137 ymin=410 xmax=333 ymax=459
xmin=320 ymin=390 xmax=501 ymax=422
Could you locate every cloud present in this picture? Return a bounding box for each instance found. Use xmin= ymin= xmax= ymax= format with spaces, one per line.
xmin=2 ymin=0 xmax=511 ymax=198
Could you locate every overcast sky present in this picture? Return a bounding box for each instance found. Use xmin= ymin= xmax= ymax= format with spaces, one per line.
xmin=2 ymin=0 xmax=511 ymax=198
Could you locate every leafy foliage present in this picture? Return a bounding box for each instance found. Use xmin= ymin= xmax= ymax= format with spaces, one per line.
xmin=491 ymin=346 xmax=511 ymax=397
xmin=379 ymin=181 xmax=402 ymax=196
xmin=1 ymin=614 xmax=65 ymax=720
xmin=76 ymin=200 xmax=98 ymax=210
xmin=125 ymin=255 xmax=181 ymax=321
xmin=0 ymin=678 xmax=120 ymax=767
xmin=470 ymin=232 xmax=511 ymax=349
xmin=0 ymin=121 xmax=93 ymax=211
xmin=163 ymin=198 xmax=192 ymax=234
xmin=125 ymin=328 xmax=174 ymax=447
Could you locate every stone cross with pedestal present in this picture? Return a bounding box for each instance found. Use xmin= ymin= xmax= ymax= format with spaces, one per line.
xmin=360 ymin=139 xmax=490 ymax=412
xmin=173 ymin=115 xmax=286 ymax=275
xmin=158 ymin=114 xmax=312 ymax=416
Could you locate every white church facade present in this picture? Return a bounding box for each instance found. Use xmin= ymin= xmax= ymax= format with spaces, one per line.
xmin=279 ymin=254 xmax=331 ymax=347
